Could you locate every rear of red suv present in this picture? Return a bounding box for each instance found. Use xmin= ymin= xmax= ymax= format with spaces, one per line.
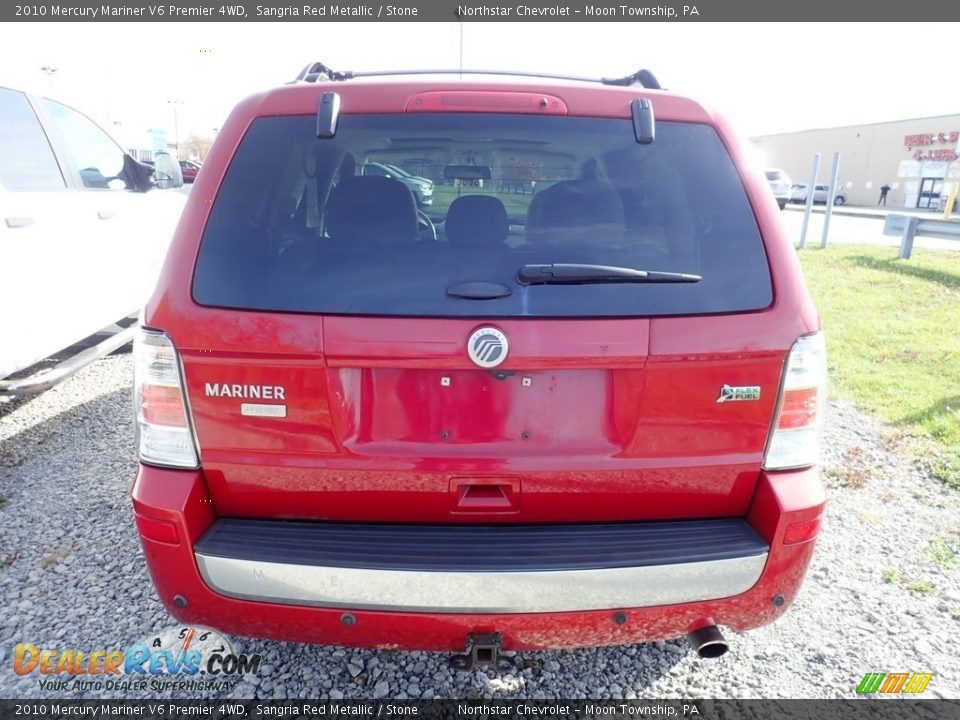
xmin=131 ymin=67 xmax=826 ymax=658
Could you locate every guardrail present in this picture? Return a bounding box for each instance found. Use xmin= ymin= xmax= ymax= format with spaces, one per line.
xmin=882 ymin=214 xmax=960 ymax=259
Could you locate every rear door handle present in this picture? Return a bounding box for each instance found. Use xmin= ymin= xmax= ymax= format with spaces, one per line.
xmin=4 ymin=216 xmax=34 ymax=228
xmin=97 ymin=210 xmax=114 ymax=220
xmin=449 ymin=478 xmax=521 ymax=513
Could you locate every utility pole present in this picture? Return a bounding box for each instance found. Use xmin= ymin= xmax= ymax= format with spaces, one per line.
xmin=459 ymin=20 xmax=464 ymax=77
xmin=167 ymin=100 xmax=183 ymax=158
xmin=40 ymin=66 xmax=57 ymax=92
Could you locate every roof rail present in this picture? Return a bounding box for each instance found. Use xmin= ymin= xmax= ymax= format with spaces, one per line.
xmin=291 ymin=63 xmax=662 ymax=90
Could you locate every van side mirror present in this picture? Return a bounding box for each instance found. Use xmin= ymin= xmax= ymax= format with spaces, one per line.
xmin=153 ymin=153 xmax=184 ymax=190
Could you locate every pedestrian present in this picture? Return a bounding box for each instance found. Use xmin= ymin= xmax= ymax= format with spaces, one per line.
xmin=879 ymin=183 xmax=891 ymax=205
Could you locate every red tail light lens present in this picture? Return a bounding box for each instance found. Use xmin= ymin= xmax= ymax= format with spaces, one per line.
xmin=764 ymin=332 xmax=827 ymax=470
xmin=776 ymin=387 xmax=820 ymax=430
xmin=140 ymin=385 xmax=188 ymax=427
xmin=134 ymin=328 xmax=199 ymax=469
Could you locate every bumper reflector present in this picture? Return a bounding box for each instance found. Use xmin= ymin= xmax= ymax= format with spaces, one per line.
xmin=783 ymin=517 xmax=821 ymax=545
xmin=135 ymin=514 xmax=180 ymax=545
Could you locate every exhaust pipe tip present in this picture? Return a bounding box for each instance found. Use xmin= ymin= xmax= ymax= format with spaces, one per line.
xmin=686 ymin=624 xmax=729 ymax=659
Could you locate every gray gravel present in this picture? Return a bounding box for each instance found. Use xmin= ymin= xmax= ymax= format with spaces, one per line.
xmin=1 ymin=354 xmax=958 ymax=699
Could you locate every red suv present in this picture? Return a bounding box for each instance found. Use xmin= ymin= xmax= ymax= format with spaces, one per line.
xmin=132 ymin=64 xmax=826 ymax=662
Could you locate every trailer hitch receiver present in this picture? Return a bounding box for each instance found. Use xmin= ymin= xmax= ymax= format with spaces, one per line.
xmin=450 ymin=633 xmax=513 ymax=671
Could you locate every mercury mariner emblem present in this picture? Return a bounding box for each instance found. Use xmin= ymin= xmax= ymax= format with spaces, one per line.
xmin=467 ymin=327 xmax=509 ymax=369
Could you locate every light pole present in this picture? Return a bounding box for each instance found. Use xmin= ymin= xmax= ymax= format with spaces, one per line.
xmin=40 ymin=66 xmax=57 ymax=91
xmin=167 ymin=100 xmax=183 ymax=158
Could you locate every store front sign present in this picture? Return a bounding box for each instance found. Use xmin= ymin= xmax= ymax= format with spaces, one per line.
xmin=904 ymin=131 xmax=959 ymax=161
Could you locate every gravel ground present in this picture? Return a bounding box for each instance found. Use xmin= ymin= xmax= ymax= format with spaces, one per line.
xmin=1 ymin=354 xmax=958 ymax=700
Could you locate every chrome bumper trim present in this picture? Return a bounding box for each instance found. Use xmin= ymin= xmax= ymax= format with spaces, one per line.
xmin=195 ymin=552 xmax=767 ymax=614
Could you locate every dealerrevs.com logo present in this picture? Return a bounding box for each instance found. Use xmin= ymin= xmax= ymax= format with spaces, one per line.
xmin=13 ymin=626 xmax=261 ymax=692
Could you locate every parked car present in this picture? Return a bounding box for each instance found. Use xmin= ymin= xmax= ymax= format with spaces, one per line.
xmin=764 ymin=169 xmax=791 ymax=210
xmin=179 ymin=159 xmax=201 ymax=183
xmin=790 ymin=183 xmax=847 ymax=205
xmin=0 ymin=84 xmax=185 ymax=396
xmin=132 ymin=64 xmax=826 ymax=662
xmin=361 ymin=160 xmax=433 ymax=206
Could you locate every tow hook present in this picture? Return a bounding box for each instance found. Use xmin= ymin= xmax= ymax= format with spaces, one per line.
xmin=450 ymin=633 xmax=513 ymax=671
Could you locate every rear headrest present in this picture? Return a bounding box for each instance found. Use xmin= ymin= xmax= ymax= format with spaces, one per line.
xmin=445 ymin=195 xmax=509 ymax=245
xmin=527 ymin=180 xmax=625 ymax=244
xmin=325 ymin=176 xmax=418 ymax=245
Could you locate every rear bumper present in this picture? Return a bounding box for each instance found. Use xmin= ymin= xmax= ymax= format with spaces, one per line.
xmin=194 ymin=518 xmax=768 ymax=613
xmin=132 ymin=465 xmax=824 ymax=650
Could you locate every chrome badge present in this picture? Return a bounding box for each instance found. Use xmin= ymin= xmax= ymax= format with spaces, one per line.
xmin=467 ymin=327 xmax=508 ymax=369
xmin=717 ymin=384 xmax=761 ymax=403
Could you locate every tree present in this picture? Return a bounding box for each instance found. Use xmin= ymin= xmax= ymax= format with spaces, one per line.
xmin=180 ymin=133 xmax=214 ymax=162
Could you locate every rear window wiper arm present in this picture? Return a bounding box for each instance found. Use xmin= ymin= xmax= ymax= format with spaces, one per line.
xmin=517 ymin=263 xmax=701 ymax=286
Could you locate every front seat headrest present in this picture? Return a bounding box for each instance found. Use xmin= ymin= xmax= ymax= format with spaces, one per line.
xmin=446 ymin=195 xmax=509 ymax=245
xmin=325 ymin=176 xmax=418 ymax=245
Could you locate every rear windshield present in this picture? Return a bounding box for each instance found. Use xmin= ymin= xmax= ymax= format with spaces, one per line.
xmin=193 ymin=114 xmax=771 ymax=317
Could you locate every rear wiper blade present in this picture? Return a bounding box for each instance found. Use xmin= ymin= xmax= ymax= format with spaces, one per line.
xmin=517 ymin=263 xmax=702 ymax=286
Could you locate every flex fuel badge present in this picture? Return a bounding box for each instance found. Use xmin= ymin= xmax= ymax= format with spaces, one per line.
xmin=716 ymin=384 xmax=761 ymax=403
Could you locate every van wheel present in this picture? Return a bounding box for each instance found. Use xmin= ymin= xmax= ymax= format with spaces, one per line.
xmin=833 ymin=196 xmax=845 ymax=206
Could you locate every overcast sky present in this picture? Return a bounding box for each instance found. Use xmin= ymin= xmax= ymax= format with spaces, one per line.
xmin=2 ymin=22 xmax=956 ymax=148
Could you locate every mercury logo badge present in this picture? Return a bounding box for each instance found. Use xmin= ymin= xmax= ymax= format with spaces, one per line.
xmin=467 ymin=327 xmax=509 ymax=369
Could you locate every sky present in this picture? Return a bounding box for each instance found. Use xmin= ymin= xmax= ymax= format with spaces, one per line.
xmin=2 ymin=22 xmax=957 ymax=149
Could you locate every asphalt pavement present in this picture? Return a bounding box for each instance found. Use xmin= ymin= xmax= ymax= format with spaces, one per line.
xmin=781 ymin=203 xmax=960 ymax=253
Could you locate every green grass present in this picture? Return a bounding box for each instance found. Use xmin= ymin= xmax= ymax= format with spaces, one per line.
xmin=882 ymin=567 xmax=901 ymax=584
xmin=929 ymin=536 xmax=960 ymax=570
xmin=906 ymin=579 xmax=935 ymax=594
xmin=797 ymin=245 xmax=960 ymax=488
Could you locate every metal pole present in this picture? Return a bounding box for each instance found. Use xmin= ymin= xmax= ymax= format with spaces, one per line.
xmin=459 ymin=21 xmax=464 ymax=77
xmin=820 ymin=152 xmax=841 ymax=249
xmin=944 ymin=180 xmax=959 ymax=220
xmin=898 ymin=216 xmax=918 ymax=259
xmin=798 ymin=153 xmax=820 ymax=249
xmin=167 ymin=99 xmax=183 ymax=158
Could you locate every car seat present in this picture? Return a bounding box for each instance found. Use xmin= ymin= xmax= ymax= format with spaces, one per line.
xmin=325 ymin=175 xmax=418 ymax=246
xmin=445 ymin=195 xmax=509 ymax=246
xmin=526 ymin=179 xmax=625 ymax=248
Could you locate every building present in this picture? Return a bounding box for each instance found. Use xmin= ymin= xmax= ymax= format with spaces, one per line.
xmin=751 ymin=114 xmax=960 ymax=209
xmin=120 ymin=128 xmax=172 ymax=163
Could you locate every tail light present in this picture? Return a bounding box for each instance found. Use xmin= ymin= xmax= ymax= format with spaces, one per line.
xmin=764 ymin=332 xmax=827 ymax=470
xmin=134 ymin=328 xmax=199 ymax=468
